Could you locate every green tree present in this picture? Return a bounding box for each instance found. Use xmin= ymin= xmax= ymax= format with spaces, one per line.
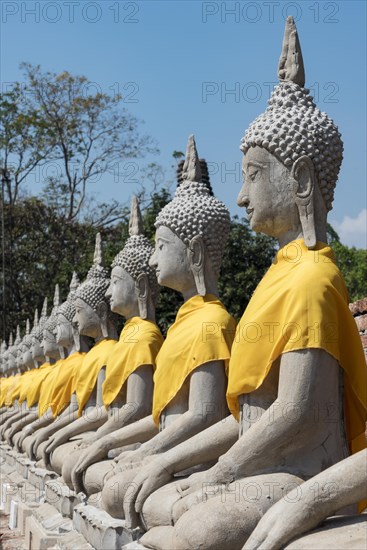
xmin=219 ymin=217 xmax=276 ymax=320
xmin=1 ymin=197 xmax=129 ymax=337
xmin=1 ymin=63 xmax=157 ymax=223
xmin=327 ymin=224 xmax=367 ymax=302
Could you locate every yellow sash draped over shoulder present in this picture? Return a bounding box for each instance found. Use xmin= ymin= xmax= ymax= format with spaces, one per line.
xmin=0 ymin=377 xmax=14 ymax=407
xmin=152 ymin=294 xmax=236 ymax=426
xmin=38 ymin=359 xmax=64 ymax=417
xmin=5 ymin=373 xmax=22 ymax=405
xmin=26 ymin=362 xmax=53 ymax=408
xmin=227 ymin=240 xmax=367 ymax=454
xmin=50 ymin=351 xmax=86 ymax=417
xmin=102 ymin=318 xmax=163 ymax=409
xmin=74 ymin=339 xmax=116 ymax=416
xmin=18 ymin=369 xmax=38 ymax=405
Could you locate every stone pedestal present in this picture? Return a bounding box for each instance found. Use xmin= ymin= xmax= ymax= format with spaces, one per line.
xmin=73 ymin=503 xmax=135 ymax=549
xmin=24 ymin=502 xmax=73 ymax=550
xmin=45 ymin=478 xmax=85 ymax=518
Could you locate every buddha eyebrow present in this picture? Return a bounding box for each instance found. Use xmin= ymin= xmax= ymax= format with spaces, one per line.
xmin=156 ymin=237 xmax=172 ymax=244
xmin=246 ymin=161 xmax=267 ymax=169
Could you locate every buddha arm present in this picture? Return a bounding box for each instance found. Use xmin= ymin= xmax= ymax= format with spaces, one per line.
xmin=8 ymin=411 xmax=38 ymax=434
xmin=244 ymin=449 xmax=367 ymax=550
xmin=138 ymin=360 xmax=227 ymax=457
xmin=217 ymin=349 xmax=340 ymax=480
xmin=158 ymin=415 xmax=239 ymax=474
xmin=46 ymin=407 xmax=108 ymax=447
xmin=23 ymin=408 xmax=55 ymax=435
xmin=94 ymin=365 xmax=154 ymax=439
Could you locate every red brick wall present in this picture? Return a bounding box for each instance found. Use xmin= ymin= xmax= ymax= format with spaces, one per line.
xmin=350 ymin=298 xmax=367 ymax=361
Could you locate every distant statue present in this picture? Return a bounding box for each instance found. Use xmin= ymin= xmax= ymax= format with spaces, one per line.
xmin=42 ymin=233 xmax=117 ymax=473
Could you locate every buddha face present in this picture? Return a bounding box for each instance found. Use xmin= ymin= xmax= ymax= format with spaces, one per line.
xmin=73 ymin=297 xmax=102 ymax=338
xmin=55 ymin=313 xmax=73 ymax=347
xmin=7 ymin=352 xmax=17 ymax=371
xmin=42 ymin=329 xmax=59 ymax=358
xmin=149 ymin=226 xmax=194 ymax=293
xmin=105 ymin=266 xmax=136 ymax=317
xmin=237 ymin=146 xmax=299 ymax=238
xmin=31 ymin=337 xmax=44 ymax=362
xmin=22 ymin=346 xmax=33 ymax=368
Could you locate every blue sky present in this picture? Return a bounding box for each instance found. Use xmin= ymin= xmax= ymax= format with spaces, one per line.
xmin=1 ymin=0 xmax=366 ymax=247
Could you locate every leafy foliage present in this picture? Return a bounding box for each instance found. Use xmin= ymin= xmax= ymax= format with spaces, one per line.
xmin=327 ymin=224 xmax=367 ymax=302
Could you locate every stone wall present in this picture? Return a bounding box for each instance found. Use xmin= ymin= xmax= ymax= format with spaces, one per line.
xmin=350 ymin=297 xmax=367 ymax=360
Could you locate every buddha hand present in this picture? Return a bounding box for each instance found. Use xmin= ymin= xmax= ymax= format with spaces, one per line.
xmin=123 ymin=457 xmax=173 ymax=529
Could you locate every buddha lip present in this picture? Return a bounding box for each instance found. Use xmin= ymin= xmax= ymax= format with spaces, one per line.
xmin=247 ymin=208 xmax=254 ymax=216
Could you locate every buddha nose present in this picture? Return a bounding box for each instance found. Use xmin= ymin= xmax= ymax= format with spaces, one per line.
xmin=237 ymin=189 xmax=249 ymax=208
xmin=149 ymin=250 xmax=157 ymax=269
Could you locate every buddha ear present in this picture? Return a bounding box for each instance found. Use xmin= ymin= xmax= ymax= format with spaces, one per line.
xmin=135 ymin=273 xmax=149 ymax=320
xmin=96 ymin=301 xmax=109 ymax=338
xmin=188 ymin=235 xmax=206 ymax=296
xmin=291 ymin=155 xmax=317 ymax=249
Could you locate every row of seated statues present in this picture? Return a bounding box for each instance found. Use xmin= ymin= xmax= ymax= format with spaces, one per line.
xmin=1 ymin=17 xmax=366 ymax=550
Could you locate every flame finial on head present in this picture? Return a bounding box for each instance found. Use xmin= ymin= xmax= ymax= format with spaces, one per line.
xmin=54 ymin=284 xmax=60 ymax=307
xmin=93 ymin=233 xmax=103 ymax=267
xmin=129 ymin=196 xmax=144 ymax=237
xmin=15 ymin=325 xmax=21 ymax=345
xmin=181 ymin=135 xmax=202 ymax=184
xmin=8 ymin=333 xmax=13 ymax=347
xmin=25 ymin=319 xmax=30 ymax=335
xmin=70 ymin=272 xmax=80 ymax=293
xmin=278 ymin=16 xmax=305 ymax=86
xmin=41 ymin=298 xmax=48 ymax=319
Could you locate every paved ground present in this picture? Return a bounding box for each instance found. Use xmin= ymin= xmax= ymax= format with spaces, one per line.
xmin=0 ymin=511 xmax=25 ymax=550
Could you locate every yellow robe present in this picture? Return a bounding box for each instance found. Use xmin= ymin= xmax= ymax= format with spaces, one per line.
xmin=26 ymin=362 xmax=53 ymax=408
xmin=74 ymin=339 xmax=116 ymax=417
xmin=152 ymin=294 xmax=236 ymax=426
xmin=5 ymin=373 xmax=22 ymax=406
xmin=38 ymin=360 xmax=64 ymax=417
xmin=0 ymin=377 xmax=14 ymax=407
xmin=102 ymin=318 xmax=163 ymax=409
xmin=18 ymin=369 xmax=38 ymax=405
xmin=227 ymin=240 xmax=367 ymax=455
xmin=50 ymin=352 xmax=86 ymax=417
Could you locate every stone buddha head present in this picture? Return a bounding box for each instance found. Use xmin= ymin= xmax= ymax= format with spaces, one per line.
xmin=41 ymin=285 xmax=62 ymax=360
xmin=0 ymin=341 xmax=7 ymax=376
xmin=73 ymin=233 xmax=116 ymax=341
xmin=106 ymin=196 xmax=158 ymax=321
xmin=55 ymin=272 xmax=80 ymax=356
xmin=237 ymin=17 xmax=343 ymax=248
xmin=31 ymin=298 xmax=48 ymax=363
xmin=7 ymin=328 xmax=20 ymax=374
xmin=150 ymin=135 xmax=230 ymax=298
xmin=21 ymin=319 xmax=34 ymax=369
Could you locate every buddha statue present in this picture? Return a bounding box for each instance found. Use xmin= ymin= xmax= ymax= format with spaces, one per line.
xmin=100 ymin=134 xmax=236 ymax=520
xmin=18 ymin=287 xmax=68 ymax=458
xmin=26 ymin=273 xmax=91 ymax=461
xmin=126 ymin=18 xmax=366 ymax=550
xmin=15 ymin=303 xmax=58 ymax=452
xmin=0 ymin=327 xmax=24 ymax=435
xmin=42 ymin=233 xmax=117 ymax=474
xmin=59 ymin=196 xmax=164 ymax=496
xmin=5 ymin=319 xmax=38 ymax=446
xmin=0 ymin=340 xmax=8 ymax=414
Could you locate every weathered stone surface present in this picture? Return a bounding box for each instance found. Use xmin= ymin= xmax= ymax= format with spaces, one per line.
xmin=284 ymin=514 xmax=367 ymax=549
xmin=73 ymin=503 xmax=133 ymax=549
